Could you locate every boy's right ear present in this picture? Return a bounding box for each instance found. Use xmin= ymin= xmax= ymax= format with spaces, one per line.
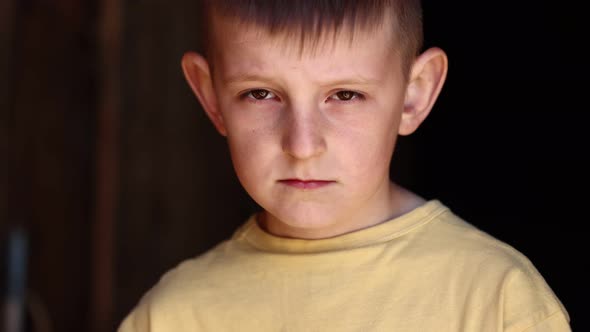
xmin=181 ymin=52 xmax=227 ymax=136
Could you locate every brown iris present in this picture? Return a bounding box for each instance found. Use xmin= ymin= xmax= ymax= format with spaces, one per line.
xmin=250 ymin=89 xmax=270 ymax=99
xmin=335 ymin=91 xmax=355 ymax=101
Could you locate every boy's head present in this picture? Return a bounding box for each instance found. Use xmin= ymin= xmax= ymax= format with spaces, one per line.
xmin=182 ymin=0 xmax=448 ymax=239
xmin=200 ymin=0 xmax=424 ymax=79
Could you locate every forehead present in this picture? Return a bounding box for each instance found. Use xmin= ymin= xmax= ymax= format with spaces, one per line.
xmin=209 ymin=14 xmax=403 ymax=84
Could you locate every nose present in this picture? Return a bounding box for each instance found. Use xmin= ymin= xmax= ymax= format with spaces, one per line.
xmin=281 ymin=106 xmax=327 ymax=160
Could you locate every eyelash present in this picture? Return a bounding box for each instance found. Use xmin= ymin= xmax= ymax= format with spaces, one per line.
xmin=242 ymin=89 xmax=278 ymax=102
xmin=328 ymin=91 xmax=365 ymax=103
xmin=240 ymin=89 xmax=365 ymax=104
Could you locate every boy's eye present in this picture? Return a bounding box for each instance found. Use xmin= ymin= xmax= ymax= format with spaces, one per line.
xmin=246 ymin=89 xmax=275 ymax=100
xmin=329 ymin=90 xmax=362 ymax=101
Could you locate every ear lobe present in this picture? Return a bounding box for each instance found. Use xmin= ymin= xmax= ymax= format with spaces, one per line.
xmin=399 ymin=47 xmax=448 ymax=136
xmin=181 ymin=51 xmax=227 ymax=136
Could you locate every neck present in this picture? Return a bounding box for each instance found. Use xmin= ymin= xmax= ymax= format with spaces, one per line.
xmin=260 ymin=182 xmax=426 ymax=240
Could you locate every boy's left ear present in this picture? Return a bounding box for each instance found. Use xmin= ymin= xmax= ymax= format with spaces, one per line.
xmin=399 ymin=47 xmax=448 ymax=136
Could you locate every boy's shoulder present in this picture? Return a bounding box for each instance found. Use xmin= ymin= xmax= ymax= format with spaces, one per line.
xmin=142 ymin=200 xmax=549 ymax=289
xmin=417 ymin=205 xmax=532 ymax=266
xmin=414 ymin=204 xmax=557 ymax=287
xmin=137 ymin=239 xmax=241 ymax=303
xmin=119 ymin=201 xmax=570 ymax=331
xmin=118 ymin=240 xmax=242 ymax=330
xmin=141 ymin=200 xmax=548 ymax=297
xmin=411 ymin=206 xmax=570 ymax=329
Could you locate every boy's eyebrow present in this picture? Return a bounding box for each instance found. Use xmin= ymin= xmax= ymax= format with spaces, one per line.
xmin=223 ymin=74 xmax=380 ymax=87
xmin=222 ymin=74 xmax=279 ymax=86
xmin=318 ymin=77 xmax=380 ymax=87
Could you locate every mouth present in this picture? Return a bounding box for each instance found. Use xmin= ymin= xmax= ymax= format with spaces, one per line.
xmin=278 ymin=179 xmax=334 ymax=190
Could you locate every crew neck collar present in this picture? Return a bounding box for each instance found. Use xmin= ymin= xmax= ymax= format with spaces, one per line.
xmin=232 ymin=200 xmax=448 ymax=254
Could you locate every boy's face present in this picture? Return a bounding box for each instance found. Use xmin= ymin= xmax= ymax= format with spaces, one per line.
xmin=183 ymin=15 xmax=447 ymax=239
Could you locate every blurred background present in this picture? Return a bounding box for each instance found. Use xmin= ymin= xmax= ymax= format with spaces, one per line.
xmin=1 ymin=0 xmax=586 ymax=331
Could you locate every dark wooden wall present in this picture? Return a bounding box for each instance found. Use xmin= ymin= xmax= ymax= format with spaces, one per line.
xmin=2 ymin=0 xmax=97 ymax=331
xmin=0 ymin=0 xmax=16 ymax=240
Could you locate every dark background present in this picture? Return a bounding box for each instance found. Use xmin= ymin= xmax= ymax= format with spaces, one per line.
xmin=1 ymin=1 xmax=586 ymax=331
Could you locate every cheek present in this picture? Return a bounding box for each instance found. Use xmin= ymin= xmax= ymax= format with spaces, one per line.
xmin=227 ymin=132 xmax=258 ymax=172
xmin=226 ymin=128 xmax=276 ymax=184
xmin=351 ymin=137 xmax=395 ymax=172
xmin=338 ymin=119 xmax=398 ymax=178
xmin=226 ymin=137 xmax=261 ymax=199
xmin=222 ymin=106 xmax=270 ymax=168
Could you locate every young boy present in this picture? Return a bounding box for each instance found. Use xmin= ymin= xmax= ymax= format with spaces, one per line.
xmin=119 ymin=1 xmax=570 ymax=331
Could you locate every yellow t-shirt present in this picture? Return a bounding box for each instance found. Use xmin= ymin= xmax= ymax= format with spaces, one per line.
xmin=118 ymin=200 xmax=570 ymax=331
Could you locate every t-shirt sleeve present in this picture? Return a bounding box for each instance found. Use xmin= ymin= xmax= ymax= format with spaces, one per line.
xmin=117 ymin=304 xmax=151 ymax=332
xmin=520 ymin=310 xmax=571 ymax=332
xmin=502 ymin=260 xmax=570 ymax=332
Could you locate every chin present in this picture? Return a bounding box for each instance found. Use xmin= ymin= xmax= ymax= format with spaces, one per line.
xmin=265 ymin=204 xmax=344 ymax=235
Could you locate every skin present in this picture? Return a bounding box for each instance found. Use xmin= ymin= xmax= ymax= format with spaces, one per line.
xmin=182 ymin=14 xmax=448 ymax=239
